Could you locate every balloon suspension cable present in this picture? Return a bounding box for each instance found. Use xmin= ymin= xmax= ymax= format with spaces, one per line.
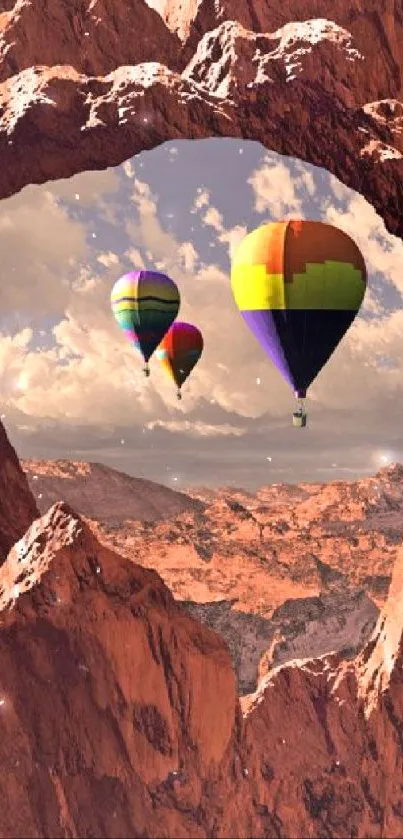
xmin=298 ymin=397 xmax=305 ymax=414
xmin=177 ymin=389 xmax=182 ymax=401
xmin=143 ymin=363 xmax=150 ymax=378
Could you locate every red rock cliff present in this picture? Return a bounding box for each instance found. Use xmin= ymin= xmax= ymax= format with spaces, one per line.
xmin=0 ymin=440 xmax=402 ymax=835
xmin=0 ymin=1 xmax=402 ymax=237
xmin=0 ymin=422 xmax=38 ymax=563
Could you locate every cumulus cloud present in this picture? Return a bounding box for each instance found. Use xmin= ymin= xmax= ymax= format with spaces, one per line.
xmin=0 ymin=166 xmax=123 ymax=323
xmin=46 ymin=167 xmax=120 ymax=204
xmin=248 ymin=154 xmax=315 ymax=217
xmin=201 ymin=203 xmax=247 ymax=259
xmin=146 ymin=419 xmax=245 ymax=437
xmin=124 ymin=247 xmax=146 ymax=269
xmin=97 ymin=251 xmax=121 ymax=268
xmin=0 ymin=189 xmax=87 ymax=317
xmin=192 ymin=188 xmax=210 ymax=210
xmin=122 ymin=161 xmax=135 ymax=179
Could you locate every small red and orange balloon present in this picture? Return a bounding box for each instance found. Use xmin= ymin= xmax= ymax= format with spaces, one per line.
xmin=156 ymin=321 xmax=204 ymax=399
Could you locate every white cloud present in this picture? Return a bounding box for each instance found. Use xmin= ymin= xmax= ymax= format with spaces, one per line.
xmin=247 ymin=155 xmax=312 ymax=217
xmin=124 ymin=248 xmax=145 ymax=269
xmin=177 ymin=242 xmax=198 ymax=273
xmin=201 ymin=200 xmax=247 ymax=258
xmin=147 ymin=419 xmax=245 ymax=437
xmin=122 ymin=161 xmax=135 ymax=179
xmin=97 ymin=251 xmax=120 ymax=268
xmin=46 ymin=167 xmax=120 ymax=204
xmin=0 ymin=188 xmax=88 ymax=316
xmin=193 ymin=189 xmax=210 ymax=210
xmin=0 ymin=313 xmax=161 ymax=424
xmin=203 ymin=207 xmax=222 ymax=229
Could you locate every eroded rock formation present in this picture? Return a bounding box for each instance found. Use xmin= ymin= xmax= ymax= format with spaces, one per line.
xmin=1 ymin=0 xmax=403 ymax=238
xmin=0 ymin=423 xmax=38 ymax=562
xmin=24 ymin=458 xmax=403 ymax=695
xmin=0 ymin=453 xmax=403 ymax=836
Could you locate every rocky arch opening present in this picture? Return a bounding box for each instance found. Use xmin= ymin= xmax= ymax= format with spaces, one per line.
xmin=0 ymin=0 xmax=402 ymax=240
xmin=0 ymin=0 xmax=401 ymax=701
xmin=0 ymin=128 xmax=394 ymax=699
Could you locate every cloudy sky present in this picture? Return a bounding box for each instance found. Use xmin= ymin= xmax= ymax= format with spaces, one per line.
xmin=0 ymin=138 xmax=402 ymax=490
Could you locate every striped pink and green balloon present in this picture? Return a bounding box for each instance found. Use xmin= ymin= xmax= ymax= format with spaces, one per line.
xmin=111 ymin=270 xmax=180 ymax=374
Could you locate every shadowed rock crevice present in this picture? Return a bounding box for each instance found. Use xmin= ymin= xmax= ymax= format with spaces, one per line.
xmin=181 ymin=588 xmax=378 ymax=695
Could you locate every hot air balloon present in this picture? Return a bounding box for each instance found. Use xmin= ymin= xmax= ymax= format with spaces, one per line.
xmin=111 ymin=270 xmax=180 ymax=376
xmin=156 ymin=321 xmax=203 ymax=400
xmin=230 ymin=220 xmax=367 ymax=427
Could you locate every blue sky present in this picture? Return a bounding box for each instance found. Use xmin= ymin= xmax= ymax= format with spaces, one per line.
xmin=0 ymin=138 xmax=402 ymax=489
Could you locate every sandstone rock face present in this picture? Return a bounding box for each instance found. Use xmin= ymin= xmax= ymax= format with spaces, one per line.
xmin=0 ymin=424 xmax=38 ymax=563
xmin=0 ymin=1 xmax=402 ymax=237
xmin=1 ymin=462 xmax=403 ymax=836
xmin=0 ymin=501 xmax=238 ymax=839
xmin=241 ymin=548 xmax=403 ymax=839
xmin=184 ymin=589 xmax=378 ymax=695
xmin=22 ymin=459 xmax=201 ymax=524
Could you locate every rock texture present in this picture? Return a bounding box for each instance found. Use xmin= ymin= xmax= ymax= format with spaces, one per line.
xmin=0 ymin=501 xmax=238 ymax=839
xmin=0 ymin=424 xmax=38 ymax=563
xmin=0 ymin=1 xmax=403 ymax=237
xmin=1 ymin=454 xmax=403 ymax=835
xmin=22 ymin=459 xmax=201 ymax=524
xmin=184 ymin=589 xmax=378 ymax=695
xmin=24 ymin=457 xmax=403 ymax=695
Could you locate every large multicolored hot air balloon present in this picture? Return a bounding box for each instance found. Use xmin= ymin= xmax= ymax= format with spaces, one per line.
xmin=231 ymin=220 xmax=367 ymax=427
xmin=156 ymin=321 xmax=204 ymax=399
xmin=111 ymin=270 xmax=180 ymax=376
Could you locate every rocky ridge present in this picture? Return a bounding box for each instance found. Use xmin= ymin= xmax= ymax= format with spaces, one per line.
xmin=0 ymin=1 xmax=402 ymax=238
xmin=21 ymin=459 xmax=201 ymax=525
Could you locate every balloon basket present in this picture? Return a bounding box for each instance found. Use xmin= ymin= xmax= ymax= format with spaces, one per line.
xmin=177 ymin=390 xmax=182 ymax=401
xmin=143 ymin=365 xmax=150 ymax=378
xmin=293 ymin=411 xmax=307 ymax=428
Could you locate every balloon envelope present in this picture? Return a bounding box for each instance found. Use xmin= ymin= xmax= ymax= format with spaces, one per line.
xmin=111 ymin=270 xmax=180 ymax=362
xmin=231 ymin=220 xmax=367 ymax=397
xmin=156 ymin=322 xmax=203 ymax=388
